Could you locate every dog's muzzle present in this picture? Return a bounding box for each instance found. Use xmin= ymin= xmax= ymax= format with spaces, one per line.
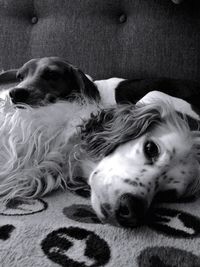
xmin=9 ymin=88 xmax=30 ymax=104
xmin=98 ymin=193 xmax=148 ymax=228
xmin=115 ymin=193 xmax=148 ymax=227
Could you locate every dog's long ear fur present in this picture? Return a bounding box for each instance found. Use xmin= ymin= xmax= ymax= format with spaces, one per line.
xmin=79 ymin=103 xmax=165 ymax=161
xmin=69 ymin=66 xmax=100 ymax=101
xmin=0 ymin=69 xmax=18 ymax=84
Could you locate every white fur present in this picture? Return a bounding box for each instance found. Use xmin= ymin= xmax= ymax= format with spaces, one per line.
xmin=0 ymin=89 xmax=10 ymax=101
xmin=0 ymin=99 xmax=100 ymax=201
xmin=94 ymin=78 xmax=125 ymax=107
xmin=138 ymin=91 xmax=200 ymax=120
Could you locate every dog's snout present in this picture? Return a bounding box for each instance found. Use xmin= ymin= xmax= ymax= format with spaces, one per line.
xmin=115 ymin=193 xmax=147 ymax=227
xmin=9 ymin=88 xmax=30 ymax=103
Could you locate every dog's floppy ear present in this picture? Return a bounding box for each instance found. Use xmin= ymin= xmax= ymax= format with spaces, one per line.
xmin=0 ymin=69 xmax=18 ymax=84
xmin=69 ymin=66 xmax=100 ymax=101
xmin=79 ymin=103 xmax=163 ymax=161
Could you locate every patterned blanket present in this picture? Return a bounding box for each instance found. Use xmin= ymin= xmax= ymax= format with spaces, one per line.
xmin=1 ymin=189 xmax=200 ymax=267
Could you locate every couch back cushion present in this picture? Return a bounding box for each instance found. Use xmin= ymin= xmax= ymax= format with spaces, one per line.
xmin=0 ymin=0 xmax=200 ymax=81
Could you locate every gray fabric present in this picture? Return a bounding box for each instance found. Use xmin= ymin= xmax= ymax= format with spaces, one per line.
xmin=1 ymin=190 xmax=200 ymax=267
xmin=0 ymin=0 xmax=200 ymax=81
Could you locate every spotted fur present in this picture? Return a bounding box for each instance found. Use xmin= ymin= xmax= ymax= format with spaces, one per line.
xmin=75 ymin=100 xmax=200 ymax=226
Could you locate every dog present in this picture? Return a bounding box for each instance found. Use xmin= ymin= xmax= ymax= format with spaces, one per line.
xmin=0 ymin=57 xmax=100 ymax=106
xmin=77 ymin=93 xmax=200 ymax=227
xmin=0 ymin=90 xmax=199 ymax=228
xmin=1 ymin=57 xmax=200 ymax=115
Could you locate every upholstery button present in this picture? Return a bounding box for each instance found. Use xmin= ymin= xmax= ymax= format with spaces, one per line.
xmin=119 ymin=14 xmax=127 ymax=23
xmin=31 ymin=16 xmax=38 ymax=24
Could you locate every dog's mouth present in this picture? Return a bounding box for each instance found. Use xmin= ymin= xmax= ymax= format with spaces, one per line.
xmin=93 ymin=189 xmax=197 ymax=229
xmin=14 ymin=105 xmax=26 ymax=109
xmin=10 ymin=90 xmax=58 ymax=107
xmin=13 ymin=98 xmax=56 ymax=108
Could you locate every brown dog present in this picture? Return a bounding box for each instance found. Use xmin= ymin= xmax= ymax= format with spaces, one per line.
xmin=5 ymin=57 xmax=99 ymax=106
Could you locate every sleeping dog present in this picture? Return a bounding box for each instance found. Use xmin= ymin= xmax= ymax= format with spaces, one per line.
xmin=0 ymin=57 xmax=200 ymax=116
xmin=0 ymin=57 xmax=99 ymax=106
xmin=0 ymin=57 xmax=200 ymax=228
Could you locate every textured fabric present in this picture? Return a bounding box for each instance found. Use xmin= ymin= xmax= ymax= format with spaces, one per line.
xmin=0 ymin=0 xmax=200 ymax=81
xmin=1 ymin=190 xmax=200 ymax=266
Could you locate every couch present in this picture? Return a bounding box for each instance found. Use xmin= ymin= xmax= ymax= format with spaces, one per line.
xmin=0 ymin=0 xmax=200 ymax=82
xmin=1 ymin=1 xmax=200 ymax=267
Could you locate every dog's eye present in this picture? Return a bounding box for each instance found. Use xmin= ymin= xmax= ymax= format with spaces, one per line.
xmin=144 ymin=140 xmax=159 ymax=163
xmin=42 ymin=70 xmax=60 ymax=81
xmin=17 ymin=73 xmax=24 ymax=81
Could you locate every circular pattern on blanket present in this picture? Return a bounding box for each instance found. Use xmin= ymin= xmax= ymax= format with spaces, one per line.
xmin=137 ymin=246 xmax=200 ymax=267
xmin=63 ymin=203 xmax=200 ymax=239
xmin=0 ymin=224 xmax=15 ymax=240
xmin=0 ymin=198 xmax=48 ymax=216
xmin=41 ymin=226 xmax=111 ymax=267
xmin=63 ymin=204 xmax=101 ymax=224
xmin=147 ymin=207 xmax=200 ymax=238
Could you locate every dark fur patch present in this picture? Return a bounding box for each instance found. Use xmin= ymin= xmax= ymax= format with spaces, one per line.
xmin=139 ymin=182 xmax=145 ymax=188
xmin=124 ymin=179 xmax=138 ymax=187
xmin=155 ymin=182 xmax=159 ymax=191
xmin=115 ymin=78 xmax=200 ymax=112
xmin=172 ymin=148 xmax=176 ymax=155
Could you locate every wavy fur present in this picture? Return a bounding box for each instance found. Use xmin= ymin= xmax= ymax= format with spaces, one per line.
xmin=0 ymin=98 xmax=100 ymax=201
xmin=0 ymin=97 xmax=200 ymax=202
xmin=79 ymin=101 xmax=198 ymax=161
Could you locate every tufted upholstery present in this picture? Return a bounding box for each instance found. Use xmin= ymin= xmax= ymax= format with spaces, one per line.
xmin=0 ymin=0 xmax=200 ymax=81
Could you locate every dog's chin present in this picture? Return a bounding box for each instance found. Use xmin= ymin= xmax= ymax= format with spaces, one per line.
xmin=13 ymin=99 xmax=54 ymax=108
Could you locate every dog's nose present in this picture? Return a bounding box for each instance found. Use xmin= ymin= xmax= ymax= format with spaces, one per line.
xmin=9 ymin=88 xmax=30 ymax=103
xmin=115 ymin=193 xmax=147 ymax=227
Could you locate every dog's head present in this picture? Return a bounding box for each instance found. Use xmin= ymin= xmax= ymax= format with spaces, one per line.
xmin=79 ymin=101 xmax=200 ymax=227
xmin=9 ymin=57 xmax=99 ymax=106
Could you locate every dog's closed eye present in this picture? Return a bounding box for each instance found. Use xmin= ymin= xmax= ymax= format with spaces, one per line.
xmin=41 ymin=69 xmax=61 ymax=81
xmin=16 ymin=73 xmax=24 ymax=82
